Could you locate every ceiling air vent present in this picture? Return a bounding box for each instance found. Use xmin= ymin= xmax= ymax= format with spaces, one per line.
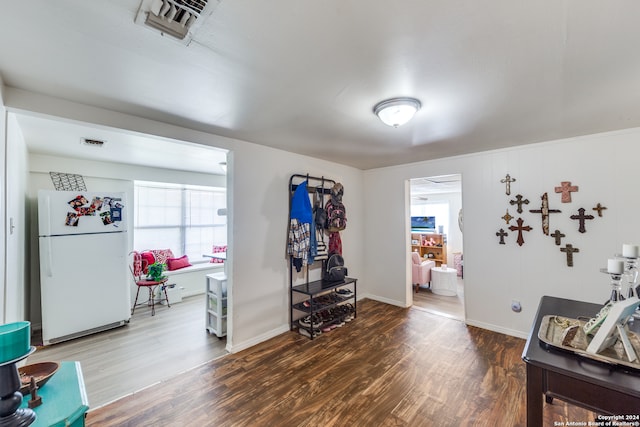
xmin=136 ymin=0 xmax=218 ymax=43
xmin=81 ymin=138 xmax=106 ymax=148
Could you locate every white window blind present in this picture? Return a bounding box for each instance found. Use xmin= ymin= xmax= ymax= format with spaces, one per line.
xmin=134 ymin=181 xmax=227 ymax=262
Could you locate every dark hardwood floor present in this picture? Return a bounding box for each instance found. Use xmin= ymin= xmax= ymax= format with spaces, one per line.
xmin=87 ymin=298 xmax=595 ymax=426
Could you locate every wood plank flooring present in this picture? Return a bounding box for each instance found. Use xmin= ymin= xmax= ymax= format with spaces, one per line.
xmin=87 ymin=298 xmax=595 ymax=427
xmin=27 ymin=295 xmax=227 ymax=408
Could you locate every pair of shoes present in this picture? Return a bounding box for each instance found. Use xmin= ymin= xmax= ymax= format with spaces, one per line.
xmin=332 ymin=317 xmax=345 ymax=327
xmin=317 ymin=309 xmax=333 ymax=323
xmin=346 ymin=303 xmax=356 ymax=320
xmin=335 ymin=288 xmax=353 ymax=297
xmin=299 ymin=314 xmax=322 ymax=328
xmin=298 ymin=299 xmax=322 ymax=311
xmin=337 ymin=303 xmax=355 ymax=322
xmin=321 ymin=323 xmax=339 ymax=333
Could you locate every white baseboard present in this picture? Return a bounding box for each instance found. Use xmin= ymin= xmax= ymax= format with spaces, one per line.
xmin=464 ymin=319 xmax=528 ymax=339
xmin=227 ymin=324 xmax=291 ymax=354
xmin=359 ymin=293 xmax=409 ymax=308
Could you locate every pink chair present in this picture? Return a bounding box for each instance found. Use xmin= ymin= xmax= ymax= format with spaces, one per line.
xmin=412 ymin=252 xmax=435 ymax=293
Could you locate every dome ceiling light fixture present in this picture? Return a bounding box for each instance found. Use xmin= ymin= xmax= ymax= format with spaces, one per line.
xmin=373 ymin=97 xmax=421 ymax=127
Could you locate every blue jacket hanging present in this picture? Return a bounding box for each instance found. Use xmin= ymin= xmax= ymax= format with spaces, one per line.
xmin=290 ymin=180 xmax=312 ymax=223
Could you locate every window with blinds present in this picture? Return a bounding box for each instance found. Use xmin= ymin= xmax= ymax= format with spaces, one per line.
xmin=134 ymin=181 xmax=227 ymax=262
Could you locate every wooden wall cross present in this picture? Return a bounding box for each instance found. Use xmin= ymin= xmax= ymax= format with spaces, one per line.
xmin=592 ymin=203 xmax=607 ymax=217
xmin=509 ymin=194 xmax=530 ymax=214
xmin=554 ymin=181 xmax=579 ymax=203
xmin=508 ymin=218 xmax=532 ymax=246
xmin=528 ymin=192 xmax=561 ymax=235
xmin=496 ymin=228 xmax=508 ymax=244
xmin=560 ymin=244 xmax=580 ymax=267
xmin=500 ymin=174 xmax=516 ymax=195
xmin=570 ymin=207 xmax=595 ymax=233
xmin=550 ymin=230 xmax=566 ymax=246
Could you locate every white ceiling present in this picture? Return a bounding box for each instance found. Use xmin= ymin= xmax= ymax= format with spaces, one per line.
xmin=411 ymin=174 xmax=461 ymax=203
xmin=2 ymin=1 xmax=640 ymax=170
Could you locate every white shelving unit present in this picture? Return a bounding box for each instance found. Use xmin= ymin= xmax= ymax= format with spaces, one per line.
xmin=206 ymin=272 xmax=227 ymax=338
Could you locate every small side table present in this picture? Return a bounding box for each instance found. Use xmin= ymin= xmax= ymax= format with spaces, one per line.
xmin=20 ymin=361 xmax=89 ymax=427
xmin=431 ymin=267 xmax=458 ymax=296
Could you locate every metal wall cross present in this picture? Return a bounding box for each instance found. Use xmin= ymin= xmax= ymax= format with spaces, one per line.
xmin=496 ymin=228 xmax=508 ymax=244
xmin=508 ymin=218 xmax=532 ymax=246
xmin=554 ymin=181 xmax=579 ymax=203
xmin=550 ymin=230 xmax=566 ymax=246
xmin=500 ymin=174 xmax=516 ymax=195
xmin=509 ymin=194 xmax=530 ymax=214
xmin=570 ymin=207 xmax=595 ymax=233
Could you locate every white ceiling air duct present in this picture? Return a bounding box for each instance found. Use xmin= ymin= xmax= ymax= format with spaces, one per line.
xmin=135 ymin=0 xmax=219 ymax=43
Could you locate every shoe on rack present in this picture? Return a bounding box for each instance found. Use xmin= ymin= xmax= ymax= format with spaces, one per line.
xmin=343 ymin=303 xmax=355 ymax=321
xmin=322 ymin=324 xmax=336 ymax=333
xmin=299 ymin=314 xmax=322 ymax=328
xmin=340 ymin=305 xmax=353 ymax=322
xmin=335 ymin=288 xmax=353 ymax=297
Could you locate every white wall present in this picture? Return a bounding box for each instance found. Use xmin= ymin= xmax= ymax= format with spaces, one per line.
xmin=4 ymin=88 xmax=364 ymax=353
xmin=364 ymin=127 xmax=640 ymax=338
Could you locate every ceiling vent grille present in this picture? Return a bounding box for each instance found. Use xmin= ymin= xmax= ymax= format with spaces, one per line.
xmin=136 ymin=0 xmax=218 ymax=43
xmin=81 ymin=138 xmax=106 ymax=147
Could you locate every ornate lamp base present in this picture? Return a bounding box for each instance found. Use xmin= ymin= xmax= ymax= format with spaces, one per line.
xmin=0 ymin=408 xmax=36 ymax=427
xmin=0 ymin=348 xmax=36 ymax=427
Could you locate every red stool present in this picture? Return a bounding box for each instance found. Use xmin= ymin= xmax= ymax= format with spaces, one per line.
xmin=131 ymin=277 xmax=170 ymax=316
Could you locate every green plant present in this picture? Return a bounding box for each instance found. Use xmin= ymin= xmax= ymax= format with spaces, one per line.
xmin=147 ymin=262 xmax=166 ymax=281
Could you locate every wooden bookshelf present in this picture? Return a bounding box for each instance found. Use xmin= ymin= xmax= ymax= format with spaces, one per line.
xmin=411 ymin=232 xmax=447 ymax=266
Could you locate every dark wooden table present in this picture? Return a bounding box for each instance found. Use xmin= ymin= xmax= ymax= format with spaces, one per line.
xmin=522 ymin=295 xmax=640 ymax=426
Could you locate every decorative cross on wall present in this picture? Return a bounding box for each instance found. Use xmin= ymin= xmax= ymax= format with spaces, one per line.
xmin=502 ymin=209 xmax=514 ymax=224
xmin=554 ymin=181 xmax=579 ymax=203
xmin=592 ymin=203 xmax=607 ymax=217
xmin=528 ymin=192 xmax=561 ymax=235
xmin=496 ymin=228 xmax=508 ymax=244
xmin=570 ymin=207 xmax=595 ymax=233
xmin=550 ymin=230 xmax=566 ymax=246
xmin=508 ymin=218 xmax=533 ymax=246
xmin=509 ymin=194 xmax=530 ymax=214
xmin=560 ymin=244 xmax=580 ymax=267
xmin=500 ymin=174 xmax=516 ymax=195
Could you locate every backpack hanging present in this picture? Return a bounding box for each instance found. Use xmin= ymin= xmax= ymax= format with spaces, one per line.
xmin=324 ymin=252 xmax=347 ymax=282
xmin=325 ymin=183 xmax=347 ymax=232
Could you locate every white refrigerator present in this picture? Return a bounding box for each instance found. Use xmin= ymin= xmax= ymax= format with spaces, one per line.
xmin=38 ymin=190 xmax=131 ymax=345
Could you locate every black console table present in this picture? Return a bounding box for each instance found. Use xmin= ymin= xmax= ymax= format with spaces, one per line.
xmin=522 ymin=295 xmax=640 ymax=426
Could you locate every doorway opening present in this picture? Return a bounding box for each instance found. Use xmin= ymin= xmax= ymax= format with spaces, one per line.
xmin=409 ymin=174 xmax=464 ymax=320
xmin=14 ymin=111 xmax=232 ymax=408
